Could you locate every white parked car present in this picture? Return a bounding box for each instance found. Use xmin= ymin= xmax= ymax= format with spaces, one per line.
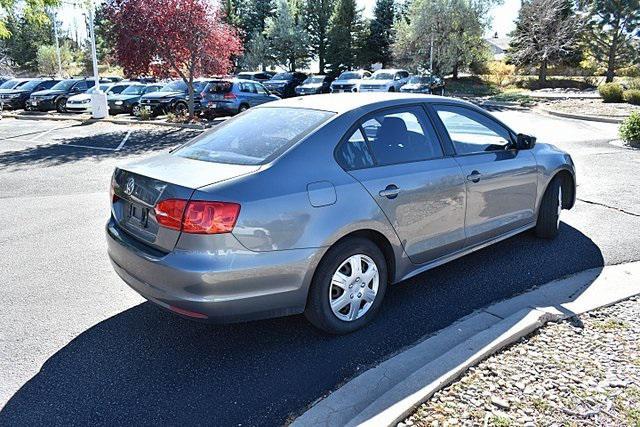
xmin=359 ymin=69 xmax=410 ymax=92
xmin=330 ymin=70 xmax=372 ymax=93
xmin=66 ymin=82 xmax=131 ymax=113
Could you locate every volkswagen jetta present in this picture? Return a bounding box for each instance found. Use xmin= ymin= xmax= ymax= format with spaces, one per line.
xmin=107 ymin=93 xmax=576 ymax=334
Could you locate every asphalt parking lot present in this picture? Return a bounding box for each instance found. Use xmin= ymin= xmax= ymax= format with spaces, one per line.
xmin=0 ymin=111 xmax=639 ymax=426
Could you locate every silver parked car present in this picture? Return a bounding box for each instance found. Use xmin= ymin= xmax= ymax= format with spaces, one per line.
xmin=107 ymin=93 xmax=576 ymax=334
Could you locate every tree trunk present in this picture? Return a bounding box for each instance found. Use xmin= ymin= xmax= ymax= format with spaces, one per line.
xmin=319 ymin=49 xmax=325 ymax=74
xmin=538 ymin=59 xmax=547 ymax=83
xmin=605 ymin=36 xmax=618 ymax=83
xmin=452 ymin=62 xmax=459 ymax=80
xmin=187 ymin=76 xmax=195 ymax=120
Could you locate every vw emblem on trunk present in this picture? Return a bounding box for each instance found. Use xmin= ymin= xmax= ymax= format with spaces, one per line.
xmin=124 ymin=177 xmax=135 ymax=196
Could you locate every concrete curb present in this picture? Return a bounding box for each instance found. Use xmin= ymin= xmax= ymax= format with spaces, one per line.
xmin=1 ymin=112 xmax=221 ymax=130
xmin=292 ymin=261 xmax=640 ymax=427
xmin=537 ymin=107 xmax=625 ymax=124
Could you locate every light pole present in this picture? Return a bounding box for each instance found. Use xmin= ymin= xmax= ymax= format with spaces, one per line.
xmin=51 ymin=9 xmax=63 ymax=77
xmin=88 ymin=1 xmax=108 ymax=118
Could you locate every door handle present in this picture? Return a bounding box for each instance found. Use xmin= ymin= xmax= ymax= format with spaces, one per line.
xmin=466 ymin=171 xmax=482 ymax=183
xmin=379 ymin=185 xmax=400 ymax=199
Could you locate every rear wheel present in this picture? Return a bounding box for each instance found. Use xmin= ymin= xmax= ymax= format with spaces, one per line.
xmin=131 ymin=104 xmax=140 ymax=116
xmin=55 ymin=98 xmax=66 ymax=113
xmin=305 ymin=238 xmax=387 ymax=334
xmin=238 ymin=103 xmax=249 ymax=113
xmin=535 ymin=176 xmax=562 ymax=239
xmin=388 ymin=87 xmax=395 ymax=92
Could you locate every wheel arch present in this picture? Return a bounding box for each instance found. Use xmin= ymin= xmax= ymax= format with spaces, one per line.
xmin=547 ymin=168 xmax=575 ymax=210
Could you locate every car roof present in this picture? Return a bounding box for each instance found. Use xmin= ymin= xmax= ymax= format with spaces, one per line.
xmin=372 ymin=68 xmax=407 ymax=73
xmin=257 ymin=92 xmax=474 ymax=114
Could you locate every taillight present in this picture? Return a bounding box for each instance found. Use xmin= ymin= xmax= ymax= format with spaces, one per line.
xmin=110 ymin=173 xmax=119 ymax=203
xmin=223 ymin=92 xmax=236 ymax=100
xmin=155 ymin=199 xmax=188 ymax=231
xmin=154 ymin=199 xmax=240 ymax=234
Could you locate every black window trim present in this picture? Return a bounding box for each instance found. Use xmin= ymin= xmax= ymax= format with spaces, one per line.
xmin=333 ymin=103 xmax=448 ymax=171
xmin=427 ymin=102 xmax=518 ymax=158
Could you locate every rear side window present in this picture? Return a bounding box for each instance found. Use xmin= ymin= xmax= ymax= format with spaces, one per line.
xmin=176 ymin=107 xmax=334 ymax=165
xmin=337 ymin=106 xmax=443 ymax=169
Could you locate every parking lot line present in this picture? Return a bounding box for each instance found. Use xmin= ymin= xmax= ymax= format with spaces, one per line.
xmin=28 ymin=124 xmax=75 ymax=142
xmin=63 ymin=144 xmax=119 ymax=151
xmin=115 ymin=130 xmax=133 ymax=151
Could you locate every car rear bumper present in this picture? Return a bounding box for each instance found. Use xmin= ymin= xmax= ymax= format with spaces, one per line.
xmin=106 ymin=218 xmax=319 ymax=323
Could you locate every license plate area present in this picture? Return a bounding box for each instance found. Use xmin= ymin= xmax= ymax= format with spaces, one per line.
xmin=127 ymin=202 xmax=150 ymax=228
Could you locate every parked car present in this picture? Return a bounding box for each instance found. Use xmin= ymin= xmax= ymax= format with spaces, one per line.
xmin=28 ymin=78 xmax=97 ymax=112
xmin=201 ymin=78 xmax=280 ymax=117
xmin=400 ymin=75 xmax=446 ymax=95
xmin=236 ymin=71 xmax=275 ymax=83
xmin=330 ymin=70 xmax=372 ymax=93
xmin=359 ymin=69 xmax=410 ymax=92
xmin=138 ymin=79 xmax=213 ymax=116
xmin=263 ymin=72 xmax=307 ymax=98
xmin=106 ymin=93 xmax=576 ymax=333
xmin=0 ymin=78 xmax=60 ymax=110
xmin=66 ymin=82 xmax=132 ymax=113
xmin=295 ymin=75 xmax=334 ymax=95
xmin=108 ymin=83 xmax=164 ymax=115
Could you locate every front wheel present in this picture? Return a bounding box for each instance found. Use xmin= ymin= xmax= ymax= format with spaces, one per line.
xmin=56 ymin=98 xmax=66 ymax=113
xmin=173 ymin=102 xmax=188 ymax=116
xmin=535 ymin=177 xmax=562 ymax=239
xmin=131 ymin=104 xmax=140 ymax=116
xmin=305 ymin=238 xmax=388 ymax=334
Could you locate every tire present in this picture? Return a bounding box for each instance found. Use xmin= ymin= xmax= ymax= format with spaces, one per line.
xmin=238 ymin=104 xmax=249 ymax=113
xmin=305 ymin=238 xmax=388 ymax=334
xmin=535 ymin=176 xmax=562 ymax=239
xmin=55 ymin=98 xmax=66 ymax=113
xmin=131 ymin=104 xmax=140 ymax=116
xmin=388 ymin=87 xmax=395 ymax=92
xmin=174 ymin=102 xmax=188 ymax=116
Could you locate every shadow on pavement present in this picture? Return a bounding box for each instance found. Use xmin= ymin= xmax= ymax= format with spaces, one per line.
xmin=0 ymin=224 xmax=603 ymax=426
xmin=0 ymin=123 xmax=201 ymax=170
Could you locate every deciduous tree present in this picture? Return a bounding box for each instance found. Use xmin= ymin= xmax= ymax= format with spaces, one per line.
xmin=0 ymin=0 xmax=58 ymax=39
xmin=107 ymin=0 xmax=243 ymax=118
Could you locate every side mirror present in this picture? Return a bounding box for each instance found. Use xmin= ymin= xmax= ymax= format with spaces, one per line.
xmin=515 ymin=133 xmax=536 ymax=150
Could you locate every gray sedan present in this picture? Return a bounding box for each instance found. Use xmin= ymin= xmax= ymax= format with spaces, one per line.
xmin=107 ymin=93 xmax=576 ymax=334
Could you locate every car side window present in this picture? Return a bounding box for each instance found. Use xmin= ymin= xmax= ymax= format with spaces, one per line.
xmin=239 ymin=82 xmax=255 ymax=93
xmin=335 ymin=128 xmax=375 ymax=170
xmin=74 ymin=81 xmax=88 ymax=92
xmin=336 ymin=106 xmax=444 ymax=170
xmin=434 ymin=105 xmax=513 ymax=155
xmin=364 ymin=107 xmax=443 ymax=166
xmin=254 ymin=83 xmax=268 ymax=94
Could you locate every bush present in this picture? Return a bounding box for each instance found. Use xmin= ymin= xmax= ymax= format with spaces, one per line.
xmin=619 ymin=112 xmax=640 ymax=148
xmin=486 ymin=61 xmax=516 ymax=86
xmin=598 ymin=83 xmax=623 ymax=102
xmin=623 ymin=89 xmax=640 ymax=105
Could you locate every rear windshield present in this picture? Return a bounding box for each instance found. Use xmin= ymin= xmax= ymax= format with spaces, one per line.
xmin=208 ymin=81 xmax=232 ymax=93
xmin=175 ymin=107 xmax=334 ymax=165
xmin=271 ymin=73 xmax=293 ymax=80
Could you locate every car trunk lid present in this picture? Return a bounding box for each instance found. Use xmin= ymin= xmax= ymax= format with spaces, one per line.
xmin=112 ymin=154 xmax=259 ymax=252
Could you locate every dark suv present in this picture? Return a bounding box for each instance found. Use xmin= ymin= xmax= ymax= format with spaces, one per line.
xmin=236 ymin=71 xmax=275 ymax=83
xmin=294 ymin=75 xmax=334 ymax=95
xmin=0 ymin=79 xmax=55 ymax=110
xmin=139 ymin=79 xmax=215 ymax=116
xmin=263 ymin=72 xmax=307 ymax=98
xmin=28 ymin=78 xmax=96 ymax=112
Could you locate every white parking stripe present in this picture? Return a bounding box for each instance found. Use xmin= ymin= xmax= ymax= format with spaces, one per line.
xmin=28 ymin=124 xmax=74 ymax=142
xmin=115 ymin=130 xmax=132 ymax=151
xmin=64 ymin=144 xmax=118 ymax=151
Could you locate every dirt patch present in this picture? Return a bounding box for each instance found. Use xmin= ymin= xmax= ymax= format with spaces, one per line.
xmin=546 ymin=98 xmax=640 ymax=118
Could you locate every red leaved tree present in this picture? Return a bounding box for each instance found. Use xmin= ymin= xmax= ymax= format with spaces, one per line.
xmin=107 ymin=0 xmax=243 ymax=118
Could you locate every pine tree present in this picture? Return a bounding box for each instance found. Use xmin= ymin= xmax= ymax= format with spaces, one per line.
xmin=365 ymin=0 xmax=395 ymax=67
xmin=265 ymin=0 xmax=310 ymax=71
xmin=304 ymin=0 xmax=335 ymax=73
xmin=583 ymin=0 xmax=640 ymax=82
xmin=508 ymin=0 xmax=582 ymax=82
xmin=325 ymin=0 xmax=365 ymax=73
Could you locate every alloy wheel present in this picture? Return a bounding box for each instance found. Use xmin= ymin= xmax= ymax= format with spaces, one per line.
xmin=328 ymin=254 xmax=379 ymax=322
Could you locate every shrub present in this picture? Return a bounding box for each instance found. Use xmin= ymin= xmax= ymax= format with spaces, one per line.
xmin=619 ymin=112 xmax=640 ymax=148
xmin=623 ymin=89 xmax=640 ymax=105
xmin=486 ymin=61 xmax=516 ymax=86
xmin=137 ymin=108 xmax=152 ymax=121
xmin=598 ymin=83 xmax=623 ymax=102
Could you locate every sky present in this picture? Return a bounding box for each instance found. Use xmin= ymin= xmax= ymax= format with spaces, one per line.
xmin=59 ymin=0 xmax=521 ymax=44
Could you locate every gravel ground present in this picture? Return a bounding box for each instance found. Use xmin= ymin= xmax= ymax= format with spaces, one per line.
xmin=403 ymin=297 xmax=640 ymax=427
xmin=546 ymin=99 xmax=640 ymax=118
